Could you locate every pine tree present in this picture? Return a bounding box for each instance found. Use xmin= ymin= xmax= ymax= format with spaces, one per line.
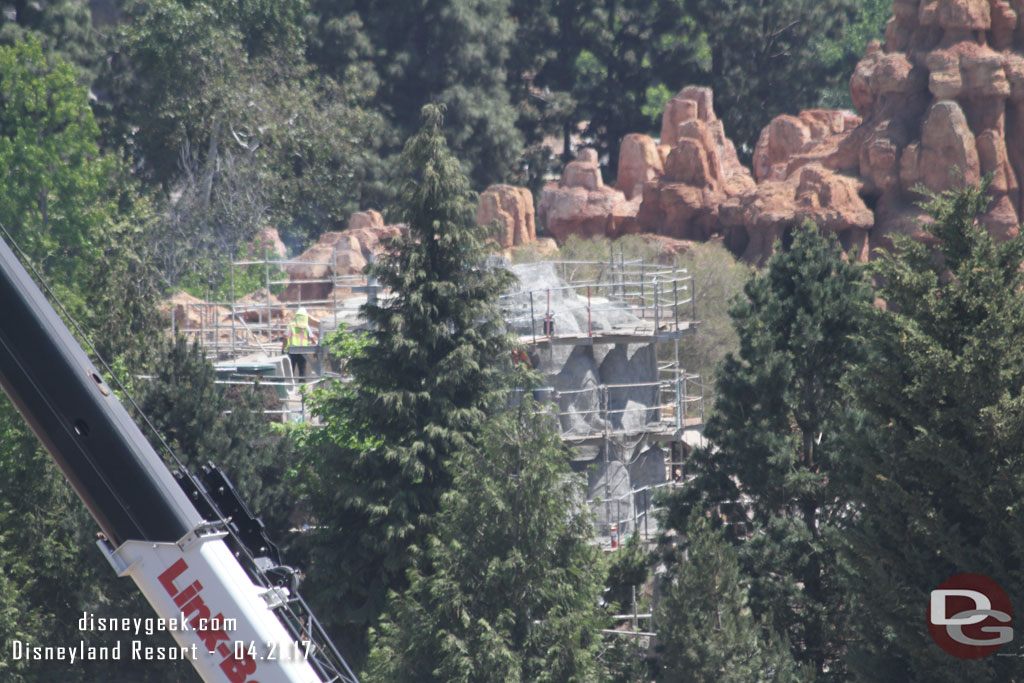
xmin=304 ymin=105 xmax=515 ymax=665
xmin=136 ymin=337 xmax=297 ymax=539
xmin=655 ymin=511 xmax=804 ymax=682
xmin=842 ymin=183 xmax=1024 ymax=681
xmin=0 ymin=0 xmax=106 ymax=85
xmin=366 ymin=396 xmax=605 ymax=683
xmin=660 ymin=224 xmax=872 ymax=678
xmin=307 ymin=0 xmax=523 ymax=188
xmin=684 ymin=0 xmax=858 ymax=159
xmin=570 ymin=0 xmax=706 ymax=176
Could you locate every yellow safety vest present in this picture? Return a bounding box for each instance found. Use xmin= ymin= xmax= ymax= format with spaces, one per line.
xmin=286 ymin=323 xmax=311 ymax=351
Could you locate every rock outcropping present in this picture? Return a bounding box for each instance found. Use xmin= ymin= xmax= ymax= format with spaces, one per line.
xmin=635 ymin=87 xmax=756 ymax=244
xmin=850 ymin=0 xmax=1024 ymax=245
xmin=538 ymin=149 xmax=641 ymax=242
xmin=281 ymin=210 xmax=404 ymax=302
xmin=540 ymin=87 xmax=871 ymax=264
xmin=538 ymin=1 xmax=1024 ymax=263
xmin=478 ymin=184 xmax=537 ymax=248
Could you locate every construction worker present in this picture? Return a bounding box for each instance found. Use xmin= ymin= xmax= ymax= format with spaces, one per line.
xmin=283 ymin=307 xmax=317 ymax=381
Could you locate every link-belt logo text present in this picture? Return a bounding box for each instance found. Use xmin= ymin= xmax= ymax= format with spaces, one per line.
xmin=158 ymin=559 xmax=259 ymax=682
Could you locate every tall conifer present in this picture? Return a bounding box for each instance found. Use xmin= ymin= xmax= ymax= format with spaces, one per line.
xmin=305 ymin=105 xmax=514 ymax=663
xmin=843 ymin=184 xmax=1024 ymax=681
xmin=656 ymin=511 xmax=804 ymax=682
xmin=661 ymin=225 xmax=871 ymax=678
xmin=366 ymin=397 xmax=604 ymax=682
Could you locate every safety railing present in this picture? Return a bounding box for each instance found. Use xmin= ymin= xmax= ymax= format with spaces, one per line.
xmin=501 ymin=260 xmax=696 ymax=343
xmin=537 ymin=373 xmax=703 ymax=440
xmin=169 ymin=249 xmax=384 ymax=362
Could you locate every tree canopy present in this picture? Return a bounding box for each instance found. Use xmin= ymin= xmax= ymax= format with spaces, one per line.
xmin=842 ymin=184 xmax=1024 ymax=682
xmin=367 ymin=397 xmax=605 ymax=682
xmin=301 ymin=105 xmax=515 ymax=666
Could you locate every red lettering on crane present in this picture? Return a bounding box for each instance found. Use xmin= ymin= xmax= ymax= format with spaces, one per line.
xmin=158 ymin=558 xmax=189 ymax=596
xmin=220 ymin=652 xmax=258 ymax=682
xmin=196 ymin=613 xmax=232 ymax=653
xmin=158 ymin=558 xmax=260 ymax=683
xmin=173 ymin=580 xmax=203 ymax=607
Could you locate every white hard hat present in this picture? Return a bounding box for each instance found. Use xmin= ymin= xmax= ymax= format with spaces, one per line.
xmin=296 ymin=307 xmax=308 ymax=317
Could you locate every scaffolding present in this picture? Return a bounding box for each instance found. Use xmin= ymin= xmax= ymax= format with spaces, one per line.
xmin=173 ymin=249 xmax=705 ymax=451
xmin=501 ymin=260 xmax=697 ymax=345
xmin=500 ymin=250 xmax=705 ymax=551
xmin=171 ymin=246 xmax=708 ymax=663
xmin=168 ymin=249 xmax=377 ymax=363
xmin=165 ymin=250 xmax=384 ymax=423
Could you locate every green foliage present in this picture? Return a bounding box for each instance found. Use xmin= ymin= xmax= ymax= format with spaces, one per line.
xmin=82 ymin=195 xmax=164 ymax=368
xmin=295 ymin=326 xmax=379 ymax=495
xmin=109 ymin=0 xmax=386 ymax=274
xmin=0 ymin=396 xmax=198 ymax=683
xmin=177 ymin=239 xmax=289 ymax=302
xmin=655 ymin=511 xmax=804 ymax=682
xmin=308 ymin=0 xmax=523 ymax=189
xmin=0 ymin=39 xmax=115 ymax=291
xmin=508 ymin=0 xmax=708 ymax=182
xmin=675 ymin=242 xmax=751 ymax=406
xmin=684 ymin=0 xmax=859 ymax=160
xmin=660 ymin=225 xmax=872 ymax=678
xmin=571 ymin=0 xmax=706 ymax=174
xmin=842 ymin=183 xmax=1024 ymax=681
xmin=604 ymin=533 xmax=651 ymax=615
xmin=136 ymin=337 xmax=297 ymax=539
xmin=815 ymin=0 xmax=891 ymax=108
xmin=366 ymin=398 xmax=605 ymax=682
xmin=303 ymin=106 xmax=516 ymax=665
xmin=641 ymin=83 xmax=674 ymax=125
xmin=0 ymin=0 xmax=106 ymax=85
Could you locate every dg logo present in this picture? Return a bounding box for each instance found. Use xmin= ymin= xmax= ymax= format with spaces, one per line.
xmin=928 ymin=573 xmax=1013 ymax=659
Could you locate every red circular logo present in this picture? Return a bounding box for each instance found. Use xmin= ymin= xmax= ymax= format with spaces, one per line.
xmin=928 ymin=573 xmax=1013 ymax=658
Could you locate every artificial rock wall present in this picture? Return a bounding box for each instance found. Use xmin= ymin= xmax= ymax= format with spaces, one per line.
xmin=532 ymin=0 xmax=1024 ymax=264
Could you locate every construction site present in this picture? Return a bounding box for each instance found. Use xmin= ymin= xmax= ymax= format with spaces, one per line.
xmin=167 ymin=247 xmax=707 ymax=547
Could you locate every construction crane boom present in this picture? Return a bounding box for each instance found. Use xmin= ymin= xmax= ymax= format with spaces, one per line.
xmin=0 ymin=236 xmax=359 ymax=683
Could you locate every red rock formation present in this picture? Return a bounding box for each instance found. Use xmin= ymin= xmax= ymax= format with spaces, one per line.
xmin=852 ymin=0 xmax=1024 ymax=247
xmin=281 ymin=211 xmax=404 ymax=302
xmin=538 ymin=0 xmax=1024 ymax=263
xmin=253 ymin=227 xmax=287 ymax=259
xmin=478 ymin=184 xmax=536 ymax=248
xmin=752 ymin=110 xmax=862 ymax=182
xmin=635 ymin=87 xmax=755 ymax=243
xmin=538 ymin=148 xmax=640 ymax=242
xmin=616 ymin=134 xmax=663 ymax=199
xmin=234 ymin=288 xmax=285 ymax=323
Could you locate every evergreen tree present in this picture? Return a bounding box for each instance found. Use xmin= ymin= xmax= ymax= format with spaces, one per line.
xmin=136 ymin=337 xmax=297 ymax=539
xmin=842 ymin=183 xmax=1024 ymax=681
xmin=0 ymin=0 xmax=106 ymax=85
xmin=604 ymin=532 xmax=651 ymax=616
xmin=572 ymin=0 xmax=706 ymax=176
xmin=366 ymin=396 xmax=605 ymax=683
xmin=506 ymin=0 xmax=598 ymax=164
xmin=308 ymin=0 xmax=523 ymax=188
xmin=655 ymin=511 xmax=803 ymax=682
xmin=660 ymin=224 xmax=872 ymax=678
xmin=685 ymin=0 xmax=858 ymax=160
xmin=304 ymin=105 xmax=515 ymax=665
